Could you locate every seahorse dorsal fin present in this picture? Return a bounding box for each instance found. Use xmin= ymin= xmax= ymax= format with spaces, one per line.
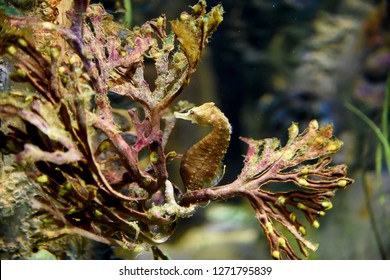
xmin=206 ymin=164 xmax=226 ymax=188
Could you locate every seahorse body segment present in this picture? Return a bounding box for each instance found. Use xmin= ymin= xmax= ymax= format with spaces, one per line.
xmin=174 ymin=102 xmax=232 ymax=191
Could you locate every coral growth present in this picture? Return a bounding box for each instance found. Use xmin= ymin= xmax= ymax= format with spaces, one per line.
xmin=0 ymin=0 xmax=353 ymax=259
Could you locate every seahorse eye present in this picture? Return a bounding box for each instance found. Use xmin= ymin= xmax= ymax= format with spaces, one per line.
xmin=188 ymin=109 xmax=194 ymax=115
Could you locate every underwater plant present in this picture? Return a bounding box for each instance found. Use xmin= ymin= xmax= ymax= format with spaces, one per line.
xmin=346 ymin=74 xmax=390 ymax=260
xmin=0 ymin=0 xmax=353 ymax=259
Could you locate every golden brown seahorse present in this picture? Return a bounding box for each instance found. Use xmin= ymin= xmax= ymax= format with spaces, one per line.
xmin=174 ymin=102 xmax=232 ymax=191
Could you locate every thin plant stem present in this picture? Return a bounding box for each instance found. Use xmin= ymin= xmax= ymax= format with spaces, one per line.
xmin=124 ymin=0 xmax=132 ymax=27
xmin=382 ymin=74 xmax=389 ymax=142
xmin=362 ymin=171 xmax=388 ymax=259
xmin=345 ymin=102 xmax=390 ymax=175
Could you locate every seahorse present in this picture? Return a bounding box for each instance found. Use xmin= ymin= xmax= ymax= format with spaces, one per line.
xmin=174 ymin=102 xmax=232 ymax=191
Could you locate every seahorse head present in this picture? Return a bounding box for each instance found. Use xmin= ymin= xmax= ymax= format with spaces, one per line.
xmin=174 ymin=102 xmax=221 ymax=126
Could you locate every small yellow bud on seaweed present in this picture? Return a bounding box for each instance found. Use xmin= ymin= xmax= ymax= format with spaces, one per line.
xmin=93 ymin=209 xmax=103 ymax=217
xmin=298 ymin=178 xmax=309 ymax=187
xmin=337 ymin=179 xmax=348 ymax=188
xmin=64 ymin=182 xmax=72 ymax=190
xmin=43 ymin=218 xmax=54 ymax=225
xmin=85 ymin=51 xmax=93 ymax=60
xmin=67 ymin=208 xmax=78 ymax=215
xmin=50 ymin=47 xmax=61 ymax=59
xmin=25 ymin=95 xmax=33 ymax=102
xmin=298 ymin=225 xmax=306 ymax=236
xmin=288 ymin=122 xmax=299 ymax=139
xmin=58 ymin=182 xmax=72 ymax=196
xmin=312 ymin=220 xmax=320 ymax=229
xmin=265 ymin=221 xmax=273 ymax=234
xmin=149 ymin=151 xmax=158 ymax=164
xmin=15 ymin=68 xmax=26 ymax=78
xmin=326 ymin=143 xmax=339 ymax=152
xmin=6 ymin=45 xmax=17 ymax=55
xmin=289 ymin=212 xmax=296 ymax=222
xmin=300 ymin=167 xmax=310 ymax=175
xmin=58 ymin=66 xmax=66 ymax=74
xmin=272 ymin=250 xmax=280 ymax=259
xmin=309 ymin=119 xmax=319 ymax=130
xmin=156 ymin=16 xmax=164 ymax=26
xmin=98 ymin=140 xmax=111 ymax=152
xmin=69 ymin=54 xmax=79 ymax=65
xmin=277 ymin=196 xmax=286 ymax=205
xmin=37 ymin=174 xmax=49 ymax=183
xmin=17 ymin=38 xmax=28 ymax=47
xmin=58 ymin=186 xmax=68 ymax=196
xmin=278 ymin=237 xmax=287 ymax=249
xmin=191 ymin=1 xmax=204 ymax=15
xmin=321 ymin=201 xmax=333 ymax=210
xmin=318 ymin=211 xmax=326 ymax=216
xmin=180 ymin=12 xmax=190 ymax=21
xmin=297 ymin=202 xmax=307 ymax=210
